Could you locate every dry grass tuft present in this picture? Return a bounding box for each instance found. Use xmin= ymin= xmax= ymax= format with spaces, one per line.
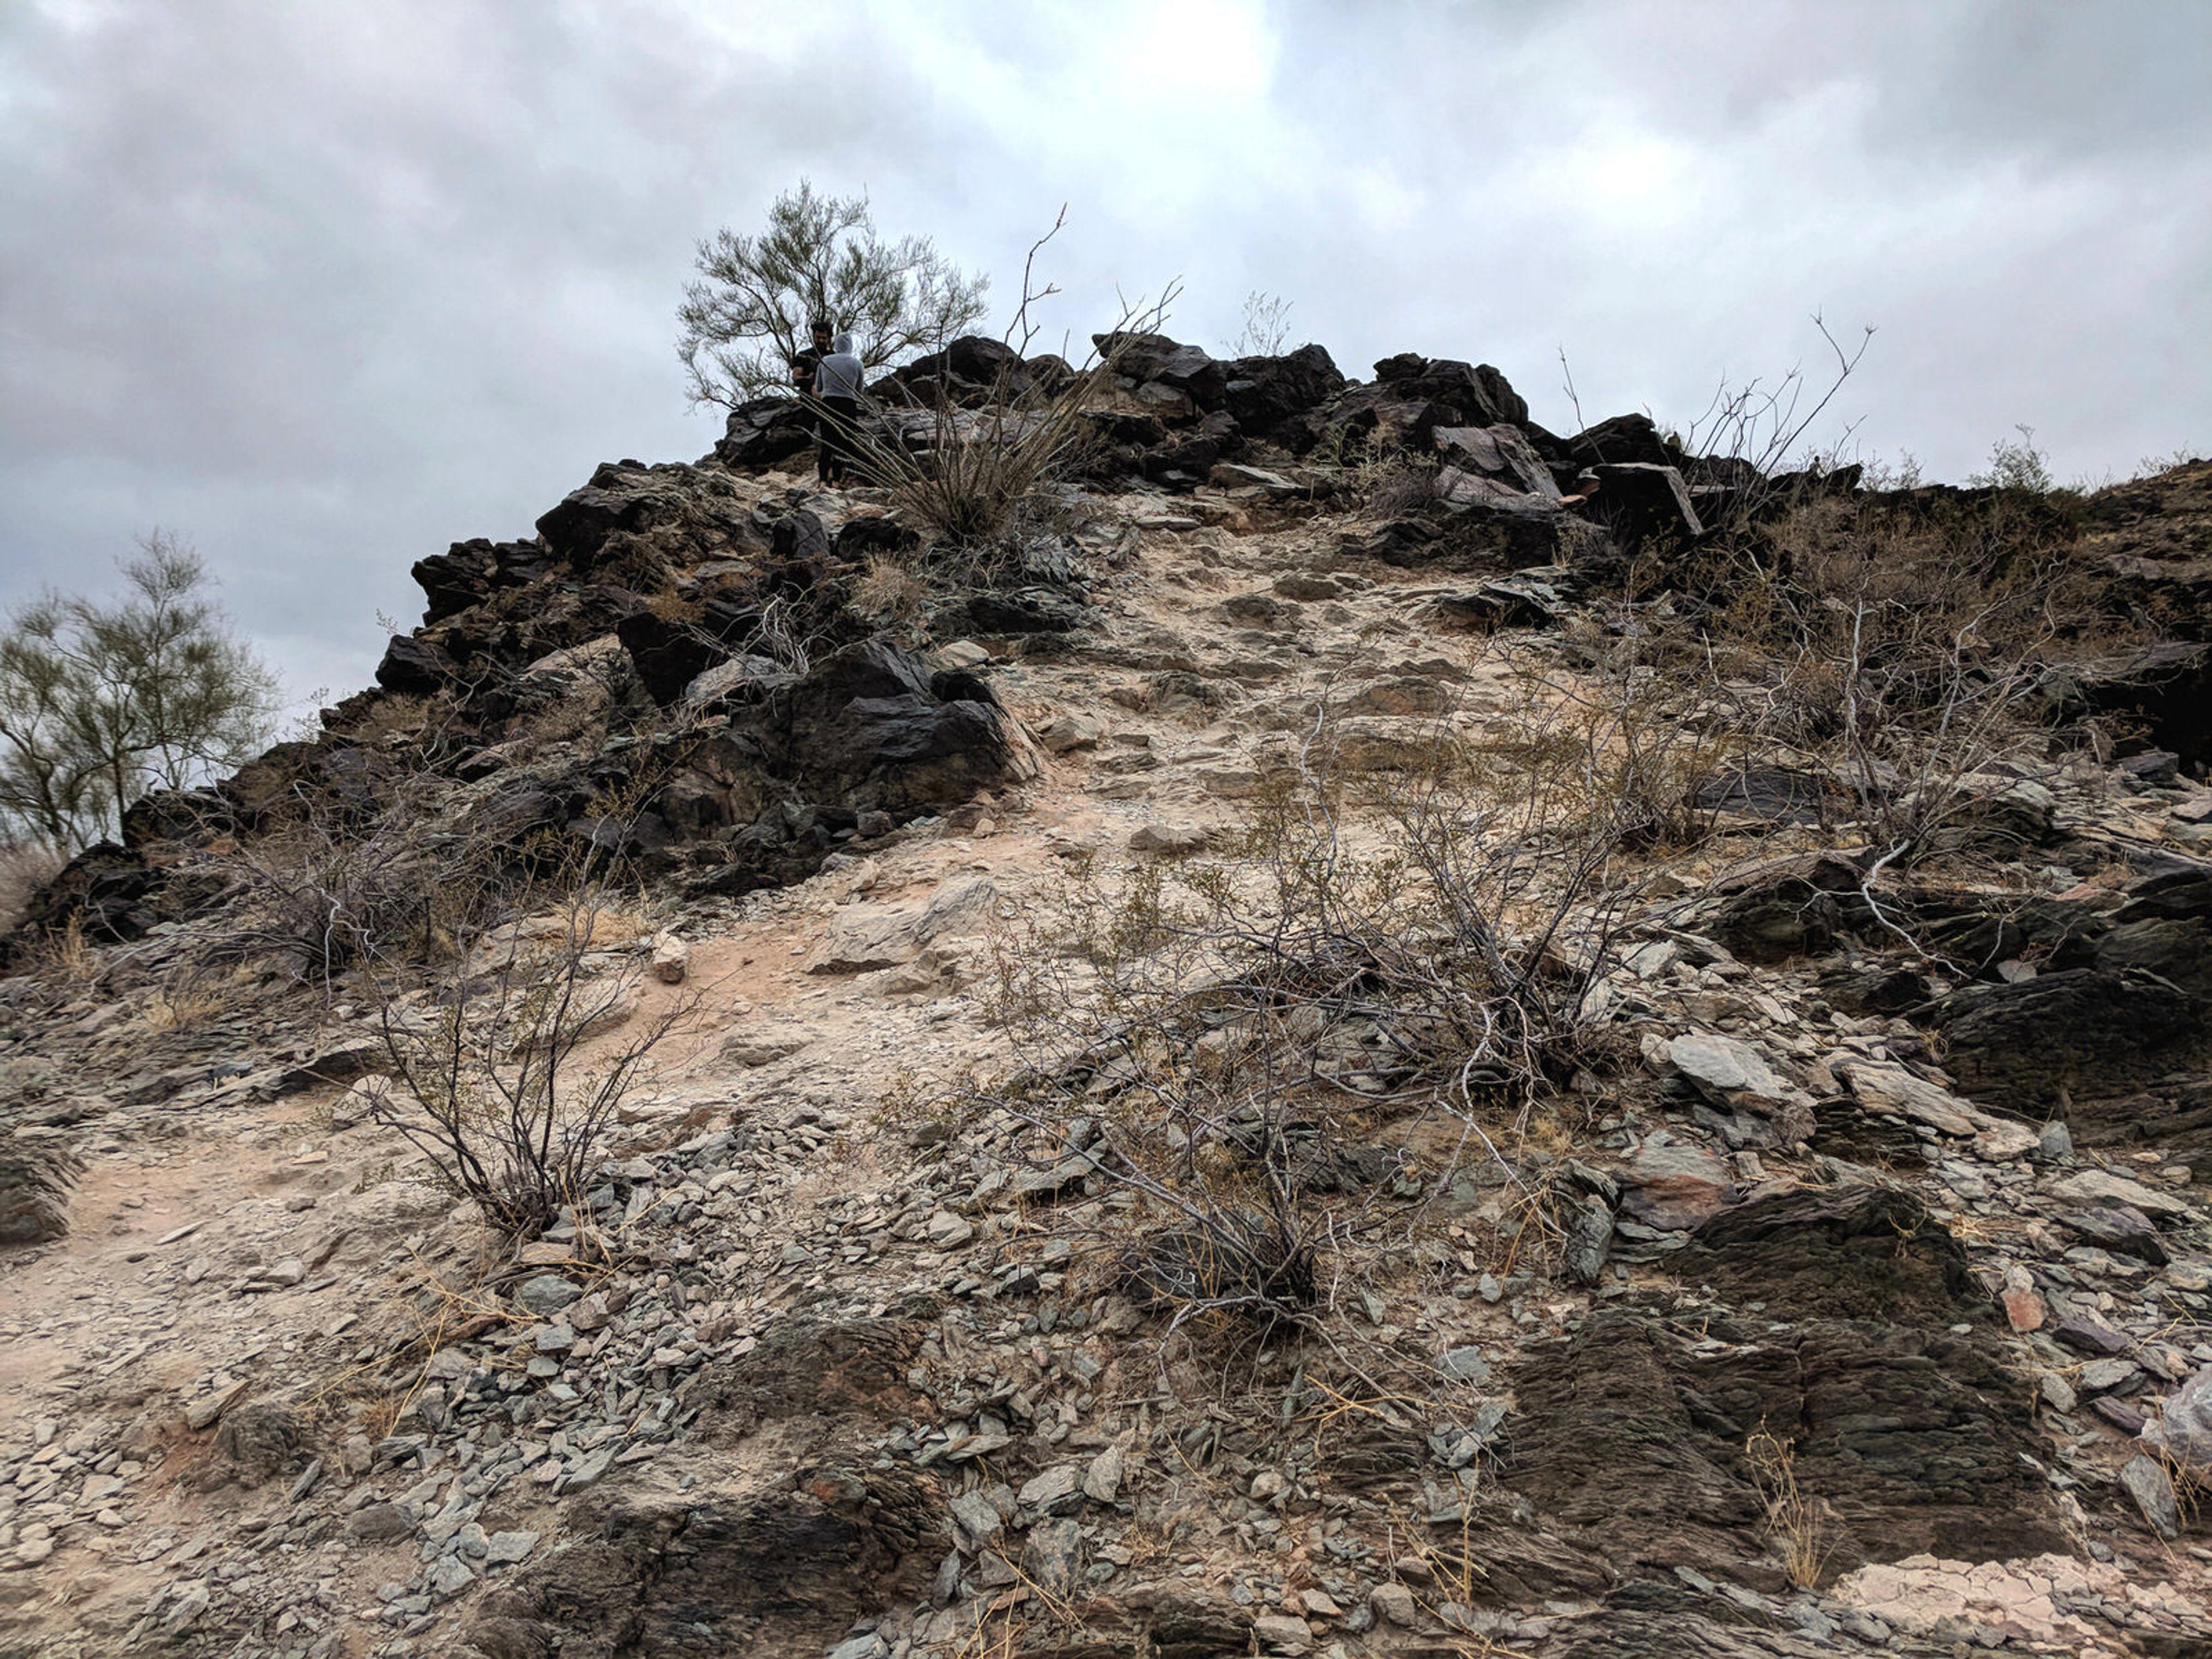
xmin=850 ymin=555 xmax=930 ymax=631
xmin=1746 ymin=1422 xmax=1832 ymax=1589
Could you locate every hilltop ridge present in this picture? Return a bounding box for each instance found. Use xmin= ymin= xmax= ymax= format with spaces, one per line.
xmin=3 ymin=333 xmax=2212 ymax=1659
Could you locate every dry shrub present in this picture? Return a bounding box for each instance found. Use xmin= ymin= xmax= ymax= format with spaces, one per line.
xmin=984 ymin=684 xmax=1664 ymax=1339
xmin=141 ymin=983 xmax=226 ymax=1033
xmin=1746 ymin=1423 xmax=1832 ymax=1589
xmin=362 ymin=886 xmax=691 ymax=1242
xmin=1362 ymin=454 xmax=1442 ymax=515
xmin=850 ymin=554 xmax=930 ymax=632
xmin=1692 ymin=490 xmax=2115 ymax=861
xmin=843 ymin=267 xmax=1181 ymax=555
xmin=0 ymin=841 xmax=63 ymax=935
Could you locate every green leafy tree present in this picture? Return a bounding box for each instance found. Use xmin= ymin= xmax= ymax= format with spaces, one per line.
xmin=0 ymin=532 xmax=281 ymax=851
xmin=676 ymin=179 xmax=990 ymax=407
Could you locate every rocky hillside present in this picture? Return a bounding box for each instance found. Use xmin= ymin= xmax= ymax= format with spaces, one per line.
xmin=2 ymin=335 xmax=2211 ymax=1659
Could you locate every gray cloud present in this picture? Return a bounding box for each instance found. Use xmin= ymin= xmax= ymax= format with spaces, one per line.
xmin=3 ymin=0 xmax=2206 ymax=704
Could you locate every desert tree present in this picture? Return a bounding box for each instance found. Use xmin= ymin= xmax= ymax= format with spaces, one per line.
xmin=677 ymin=179 xmax=990 ymax=407
xmin=0 ymin=531 xmax=281 ymax=851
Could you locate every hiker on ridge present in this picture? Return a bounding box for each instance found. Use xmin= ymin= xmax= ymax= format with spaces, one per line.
xmin=789 ymin=316 xmax=834 ymax=393
xmin=812 ymin=329 xmax=865 ymax=486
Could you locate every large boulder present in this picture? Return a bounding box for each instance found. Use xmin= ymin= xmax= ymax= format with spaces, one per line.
xmin=875 ymin=335 xmax=1070 ymax=408
xmin=409 ymin=538 xmax=551 ymax=626
xmin=1305 ymin=354 xmax=1531 ymax=458
xmin=1368 ymin=353 xmax=1528 ymax=426
xmin=1927 ymin=967 xmax=2204 ymax=1108
xmin=373 ymin=632 xmax=458 ymax=696
xmin=714 ymin=396 xmax=816 ymax=469
xmin=764 ymin=639 xmax=1038 ymax=816
xmin=1094 ymin=331 xmax=1230 ymax=409
xmin=1589 ymin=461 xmax=1705 ymax=546
xmin=1433 ymin=424 xmax=1561 ymax=501
xmin=1222 ymin=344 xmax=1347 ymax=449
xmin=1562 ymin=411 xmax=1684 ymax=468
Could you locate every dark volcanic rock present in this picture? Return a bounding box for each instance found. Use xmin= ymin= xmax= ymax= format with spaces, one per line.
xmin=0 ymin=1141 xmax=82 ymax=1244
xmin=1590 ymin=461 xmax=1705 ymax=546
xmin=1508 ymin=1188 xmax=2064 ymax=1582
xmin=763 ymin=638 xmax=1035 ymax=817
xmin=714 ymin=396 xmax=816 ymax=469
xmin=1222 ymin=344 xmax=1347 ymax=449
xmin=1699 ymin=851 xmax=1869 ymax=964
xmin=374 ymin=633 xmax=458 ymax=696
xmin=1563 ymin=412 xmax=1684 ymax=469
xmin=1096 ymin=331 xmax=1231 ymax=409
xmin=472 ymin=1443 xmax=945 ymax=1659
xmin=1688 ymin=1186 xmax=1973 ymax=1321
xmin=2 ymin=841 xmax=158 ymax=948
xmin=1927 ymin=968 xmax=2204 ymax=1109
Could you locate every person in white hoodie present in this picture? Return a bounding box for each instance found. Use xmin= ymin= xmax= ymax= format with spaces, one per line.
xmin=812 ymin=331 xmax=865 ymax=484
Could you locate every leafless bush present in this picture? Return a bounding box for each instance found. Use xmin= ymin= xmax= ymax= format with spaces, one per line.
xmin=0 ymin=840 xmax=62 ymax=935
xmin=1559 ymin=313 xmax=1872 ymax=529
xmin=1227 ymin=290 xmax=1294 ymax=357
xmin=178 ymin=781 xmax=487 ymax=994
xmin=1694 ymin=491 xmax=2113 ymax=863
xmin=362 ymin=888 xmax=690 ymax=1243
xmin=1363 ymin=455 xmax=1444 ymax=515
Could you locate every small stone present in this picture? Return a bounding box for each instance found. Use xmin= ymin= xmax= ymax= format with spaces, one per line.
xmin=1249 ymin=1469 xmax=1287 ymax=1502
xmin=2000 ymin=1266 xmax=2044 ymax=1332
xmin=1560 ymin=1196 xmax=1612 ymax=1286
xmin=1128 ymin=820 xmax=1211 ymax=855
xmin=2036 ymin=1120 xmax=2074 ymax=1162
xmin=183 ymin=1380 xmax=249 ymax=1432
xmin=1370 ymin=1582 xmax=1418 ymax=1627
xmin=515 ymin=1274 xmax=583 ymax=1316
xmin=2078 ymin=1357 xmax=2139 ymax=1393
xmin=424 ymin=1555 xmax=476 ymax=1601
xmin=950 ymin=1491 xmax=1002 ymax=1552
xmin=285 ymin=1457 xmax=323 ymax=1503
xmin=344 ymin=1502 xmax=415 ymax=1543
xmin=1022 ymin=1517 xmax=1084 ymax=1596
xmin=2040 ymin=1373 xmax=2078 ymax=1414
xmin=484 ymin=1530 xmax=538 ymax=1566
xmin=650 ymin=932 xmax=689 ymax=984
xmin=1252 ymin=1612 xmax=1314 ymax=1653
xmin=1438 ymin=1347 xmax=1491 ymax=1385
xmin=925 ymin=1211 xmax=974 ymax=1250
xmin=1082 ymin=1444 xmax=1123 ymax=1504
xmin=1618 ymin=1143 xmax=1736 ymax=1230
xmin=562 ymin=1448 xmax=613 ymax=1491
xmin=1040 ymin=713 xmax=1100 ymax=754
xmin=2122 ymin=1453 xmax=2183 ymax=1539
xmin=1017 ymin=1465 xmax=1081 ymax=1513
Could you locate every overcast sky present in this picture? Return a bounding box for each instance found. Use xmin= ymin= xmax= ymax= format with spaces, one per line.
xmin=3 ymin=0 xmax=2207 ymax=708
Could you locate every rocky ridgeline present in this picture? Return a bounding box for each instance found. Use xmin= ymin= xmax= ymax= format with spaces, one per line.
xmin=2 ymin=336 xmax=2212 ymax=1659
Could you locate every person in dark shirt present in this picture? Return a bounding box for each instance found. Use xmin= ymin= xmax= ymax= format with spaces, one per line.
xmin=790 ymin=316 xmax=834 ymax=395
